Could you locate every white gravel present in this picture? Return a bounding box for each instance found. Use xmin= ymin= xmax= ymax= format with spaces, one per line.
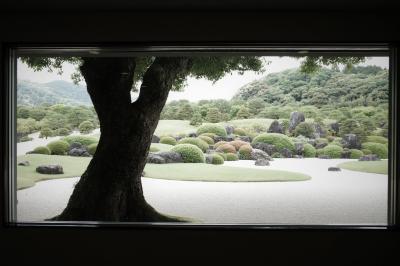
xmin=17 ymin=158 xmax=388 ymax=225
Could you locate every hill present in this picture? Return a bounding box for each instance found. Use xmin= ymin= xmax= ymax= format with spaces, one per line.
xmin=17 ymin=80 xmax=92 ymax=106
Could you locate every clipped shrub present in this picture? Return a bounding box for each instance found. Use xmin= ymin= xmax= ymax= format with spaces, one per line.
xmin=209 ymin=154 xmax=225 ymax=165
xmin=62 ymin=136 xmax=98 ymax=146
xmin=350 ymin=149 xmax=364 ymax=159
xmin=226 ymin=153 xmax=239 ymax=161
xmin=233 ymin=128 xmax=247 ymax=136
xmin=47 ymin=140 xmax=70 ymax=155
xmin=361 ymin=142 xmax=388 ymax=159
xmin=362 ymin=149 xmax=372 ymax=155
xmin=79 ymin=120 xmax=95 ymax=134
xmin=198 ymin=135 xmax=214 ymax=145
xmin=87 ymin=143 xmax=98 ymax=155
xmin=293 ymin=122 xmax=315 ymax=138
xmin=214 ymin=141 xmax=228 ymax=149
xmin=171 ymin=144 xmax=205 ymax=163
xmin=316 ymin=138 xmax=329 ymax=145
xmin=199 ymin=133 xmax=217 ymax=139
xmin=229 ymin=140 xmax=249 ymax=151
xmin=321 ymin=144 xmax=343 ymax=159
xmin=177 ymin=137 xmax=209 ymax=152
xmin=315 ymin=149 xmax=324 ymax=157
xmin=160 ymin=136 xmax=177 ymax=146
xmin=252 ymin=133 xmax=295 ymax=152
xmin=366 ymin=135 xmax=388 ymax=145
xmin=216 ymin=143 xmax=236 ymax=154
xmin=238 ymin=144 xmax=253 ymax=160
xmin=31 ymin=146 xmax=51 ymax=155
xmin=303 ymin=143 xmax=316 ymax=158
xmin=56 ymin=128 xmax=71 ymax=136
xmin=39 ymin=127 xmax=53 ymax=139
xmin=216 ymin=152 xmax=228 ymax=160
xmin=196 ymin=124 xmax=227 ymax=137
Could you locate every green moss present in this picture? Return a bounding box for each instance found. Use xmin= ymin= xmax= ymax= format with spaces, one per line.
xmin=171 ymin=144 xmax=205 ymax=163
xmin=337 ymin=160 xmax=388 ymax=175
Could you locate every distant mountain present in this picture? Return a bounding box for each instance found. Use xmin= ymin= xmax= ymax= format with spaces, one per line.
xmin=17 ymin=80 xmax=92 ymax=106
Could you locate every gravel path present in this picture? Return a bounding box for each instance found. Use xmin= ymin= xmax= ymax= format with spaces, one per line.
xmin=17 ymin=158 xmax=388 ymax=225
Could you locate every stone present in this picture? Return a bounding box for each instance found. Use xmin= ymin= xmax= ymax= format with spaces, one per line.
xmin=237 ymin=136 xmax=251 ymax=143
xmin=315 ymin=142 xmax=328 ymax=149
xmin=225 ymin=125 xmax=234 ymax=135
xmin=251 ymin=149 xmax=272 ymax=161
xmin=359 ymin=154 xmax=381 ymax=161
xmin=68 ymin=148 xmax=91 ymax=157
xmin=267 ymin=120 xmax=283 ymax=134
xmin=36 ymin=165 xmax=64 ymax=174
xmin=289 ymin=111 xmax=305 ymax=132
xmin=341 ymin=149 xmax=351 ymax=159
xmin=294 ymin=142 xmax=304 ymax=155
xmin=147 ymin=154 xmax=166 ymax=164
xmin=329 ymin=122 xmax=340 ymax=135
xmin=255 ymin=159 xmax=270 ymax=166
xmin=68 ymin=142 xmax=84 ymax=151
xmin=251 ymin=143 xmax=277 ymax=155
xmin=307 ymin=139 xmax=316 ymax=147
xmin=213 ymin=136 xmax=226 ymax=143
xmin=281 ymin=148 xmax=292 ymax=158
xmin=157 ymin=151 xmax=183 ymax=163
xmin=18 ymin=161 xmax=30 ymax=166
xmin=205 ymin=154 xmax=213 ymax=164
xmin=226 ymin=135 xmax=235 ymax=141
xmin=328 ymin=167 xmax=341 ymax=171
xmin=314 ymin=124 xmax=327 ymax=138
xmin=341 ymin=134 xmax=361 ymax=149
xmin=151 ymin=135 xmax=160 ymax=143
xmin=188 ymin=132 xmax=197 ymax=137
xmin=318 ymin=155 xmax=331 ymax=159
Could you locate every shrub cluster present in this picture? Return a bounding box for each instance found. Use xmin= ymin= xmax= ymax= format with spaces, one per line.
xmin=171 ymin=144 xmax=205 ymax=163
xmin=214 ymin=141 xmax=228 ymax=149
xmin=47 ymin=140 xmax=70 ymax=155
xmin=366 ymin=135 xmax=388 ymax=145
xmin=293 ymin=122 xmax=315 ymax=138
xmin=349 ymin=149 xmax=364 ymax=159
xmin=252 ymin=133 xmax=295 ymax=152
xmin=196 ymin=124 xmax=227 ymax=137
xmin=79 ymin=120 xmax=95 ymax=134
xmin=199 ymin=133 xmax=217 ymax=139
xmin=198 ymin=135 xmax=214 ymax=145
xmin=321 ymin=144 xmax=343 ymax=158
xmin=361 ymin=142 xmax=388 ymax=159
xmin=62 ymin=136 xmax=98 ymax=146
xmin=177 ymin=137 xmax=209 ymax=152
xmin=303 ymin=143 xmax=316 ymax=158
xmin=160 ymin=136 xmax=177 ymax=146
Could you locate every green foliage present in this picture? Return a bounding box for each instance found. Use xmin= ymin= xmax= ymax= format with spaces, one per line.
xmin=31 ymin=146 xmax=51 ymax=155
xmin=350 ymin=149 xmax=364 ymax=159
xmin=55 ymin=128 xmax=71 ymax=136
xmin=39 ymin=127 xmax=53 ymax=138
xmin=214 ymin=141 xmax=228 ymax=149
xmin=238 ymin=144 xmax=253 ymax=160
xmin=339 ymin=119 xmax=368 ymax=142
xmin=236 ymin=106 xmax=251 ymax=119
xmin=79 ymin=120 xmax=95 ymax=134
xmin=361 ymin=142 xmax=388 ymax=159
xmin=190 ymin=111 xmax=203 ymax=126
xmin=62 ymin=136 xmax=98 ymax=146
xmin=177 ymin=103 xmax=194 ymax=120
xmin=198 ymin=135 xmax=214 ymax=145
xmin=226 ymin=153 xmax=239 ymax=161
xmin=206 ymin=108 xmax=222 ymax=123
xmin=321 ymin=144 xmax=343 ymax=158
xmin=208 ymin=154 xmax=225 ymax=165
xmin=229 ymin=140 xmax=249 ymax=151
xmin=252 ymin=133 xmax=295 ymax=152
xmin=199 ymin=132 xmax=217 ymax=139
xmin=160 ymin=136 xmax=177 ymax=146
xmin=47 ymin=140 xmax=70 ymax=155
xmin=303 ymin=143 xmax=316 ymax=158
xmin=171 ymin=144 xmax=205 ymax=163
xmin=19 ymin=136 xmax=33 ymax=142
xmin=361 ymin=149 xmax=372 ymax=155
xmin=233 ymin=128 xmax=247 ymax=136
xmin=293 ymin=122 xmax=315 ymax=138
xmin=177 ymin=137 xmax=209 ymax=152
xmin=247 ymin=99 xmax=265 ymax=115
xmin=366 ymin=135 xmax=388 ymax=145
xmin=197 ymin=124 xmax=227 ymax=137
xmin=87 ymin=143 xmax=98 ymax=155
xmin=216 ymin=143 xmax=236 ymax=154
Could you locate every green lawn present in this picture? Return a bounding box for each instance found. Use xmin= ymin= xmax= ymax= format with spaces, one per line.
xmin=337 ymin=160 xmax=388 ymax=175
xmin=151 ymin=143 xmax=174 ymax=152
xmin=144 ymin=163 xmax=311 ymax=182
xmin=155 ymin=120 xmax=197 ymax=136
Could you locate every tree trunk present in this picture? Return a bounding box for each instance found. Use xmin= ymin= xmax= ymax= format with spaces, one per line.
xmin=54 ymin=57 xmax=192 ymax=222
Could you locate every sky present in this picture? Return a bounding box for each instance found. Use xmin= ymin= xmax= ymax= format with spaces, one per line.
xmin=17 ymin=56 xmax=389 ymax=103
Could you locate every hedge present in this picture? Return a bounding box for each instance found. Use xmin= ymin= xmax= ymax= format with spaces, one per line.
xmin=171 ymin=144 xmax=205 ymax=163
xmin=350 ymin=149 xmax=364 ymax=159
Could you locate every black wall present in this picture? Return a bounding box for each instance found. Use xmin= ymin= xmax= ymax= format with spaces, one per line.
xmin=1 ymin=9 xmax=399 ymax=265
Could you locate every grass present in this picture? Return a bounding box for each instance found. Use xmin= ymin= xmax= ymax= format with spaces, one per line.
xmin=144 ymin=163 xmax=311 ymax=182
xmin=154 ymin=120 xmax=197 ymax=136
xmin=337 ymin=160 xmax=388 ymax=175
xmin=151 ymin=143 xmax=174 ymax=152
xmin=17 ymin=154 xmax=92 ymax=190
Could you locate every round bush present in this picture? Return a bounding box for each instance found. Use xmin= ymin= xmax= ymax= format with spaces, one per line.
xmin=252 ymin=133 xmax=295 ymax=152
xmin=315 ymin=149 xmax=324 ymax=157
xmin=62 ymin=136 xmax=98 ymax=146
xmin=56 ymin=128 xmax=71 ymax=136
xmin=316 ymin=138 xmax=329 ymax=145
xmin=196 ymin=124 xmax=227 ymax=137
xmin=303 ymin=143 xmax=316 ymax=158
xmin=31 ymin=146 xmax=51 ymax=155
xmin=214 ymin=141 xmax=228 ymax=149
xmin=238 ymin=144 xmax=253 ymax=160
xmin=198 ymin=135 xmax=214 ymax=145
xmin=233 ymin=128 xmax=247 ymax=136
xmin=350 ymin=149 xmax=364 ymax=159
xmin=229 ymin=140 xmax=248 ymax=151
xmin=79 ymin=120 xmax=95 ymax=134
xmin=160 ymin=136 xmax=177 ymax=146
xmin=226 ymin=153 xmax=239 ymax=161
xmin=209 ymin=154 xmax=225 ymax=165
xmin=47 ymin=140 xmax=70 ymax=155
xmin=177 ymin=137 xmax=209 ymax=152
xmin=293 ymin=122 xmax=315 ymax=138
xmin=366 ymin=135 xmax=388 ymax=145
xmin=171 ymin=144 xmax=205 ymax=163
xmin=216 ymin=152 xmax=228 ymax=160
xmin=361 ymin=142 xmax=388 ymax=159
xmin=322 ymin=144 xmax=343 ymax=159
xmin=199 ymin=133 xmax=217 ymax=139
xmin=87 ymin=143 xmax=98 ymax=155
xmin=216 ymin=143 xmax=236 ymax=154
xmin=362 ymin=149 xmax=372 ymax=155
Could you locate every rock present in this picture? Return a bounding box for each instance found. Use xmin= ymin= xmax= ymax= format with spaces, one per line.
xmin=226 ymin=135 xmax=235 ymax=141
xmin=289 ymin=111 xmax=305 ymax=132
xmin=293 ymin=155 xmax=303 ymax=159
xmin=315 ymin=142 xmax=328 ymax=149
xmin=36 ymin=165 xmax=64 ymax=174
xmin=225 ymin=125 xmax=234 ymax=135
xmin=255 ymin=159 xmax=270 ymax=166
xmin=329 ymin=122 xmax=340 ymax=135
xmin=237 ymin=136 xmax=251 ymax=143
xmin=205 ymin=154 xmax=213 ymax=164
xmin=341 ymin=134 xmax=361 ymax=149
xmin=174 ymin=136 xmax=184 ymax=141
xmin=341 ymin=149 xmax=351 ymax=159
xmin=251 ymin=143 xmax=277 ymax=155
xmin=318 ymin=155 xmax=331 ymax=159
xmin=268 ymin=120 xmax=283 ymax=134
xmin=157 ymin=151 xmax=183 ymax=163
xmin=251 ymin=149 xmax=272 ymax=161
xmin=68 ymin=142 xmax=84 ymax=151
xmin=151 ymin=135 xmax=160 ymax=143
xmin=281 ymin=148 xmax=292 ymax=158
xmin=147 ymin=153 xmax=166 ymax=164
xmin=213 ymin=136 xmax=226 ymax=143
xmin=68 ymin=148 xmax=91 ymax=157
xmin=307 ymin=139 xmax=316 ymax=147
xmin=18 ymin=161 xmax=30 ymax=166
xmin=359 ymin=154 xmax=381 ymax=161
xmin=314 ymin=124 xmax=327 ymax=138
xmin=188 ymin=132 xmax=197 ymax=137
xmin=294 ymin=142 xmax=304 ymax=155
xmin=328 ymin=167 xmax=341 ymax=171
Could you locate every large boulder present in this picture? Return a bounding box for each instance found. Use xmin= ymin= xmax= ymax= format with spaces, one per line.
xmin=318 ymin=155 xmax=331 ymax=159
xmin=213 ymin=136 xmax=226 ymax=143
xmin=18 ymin=161 xmax=30 ymax=166
xmin=267 ymin=120 xmax=283 ymax=134
xmin=341 ymin=149 xmax=351 ymax=159
xmin=251 ymin=143 xmax=277 ymax=155
xmin=68 ymin=148 xmax=90 ymax=157
xmin=151 ymin=135 xmax=160 ymax=143
xmin=328 ymin=167 xmax=341 ymax=171
xmin=294 ymin=142 xmax=304 ymax=155
xmin=251 ymin=149 xmax=272 ymax=161
xmin=147 ymin=153 xmax=166 ymax=164
xmin=315 ymin=142 xmax=328 ymax=149
xmin=281 ymin=148 xmax=292 ymax=158
xmin=68 ymin=142 xmax=84 ymax=151
xmin=157 ymin=151 xmax=183 ymax=163
xmin=36 ymin=165 xmax=64 ymax=174
xmin=289 ymin=111 xmax=305 ymax=132
xmin=359 ymin=154 xmax=381 ymax=161
xmin=255 ymin=159 xmax=270 ymax=166
xmin=188 ymin=132 xmax=197 ymax=138
xmin=314 ymin=124 xmax=327 ymax=138
xmin=225 ymin=125 xmax=234 ymax=135
xmin=341 ymin=134 xmax=361 ymax=149
xmin=329 ymin=122 xmax=340 ymax=135
xmin=307 ymin=139 xmax=316 ymax=147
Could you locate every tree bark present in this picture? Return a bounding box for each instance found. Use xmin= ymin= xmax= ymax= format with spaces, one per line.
xmin=54 ymin=57 xmax=192 ymax=222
